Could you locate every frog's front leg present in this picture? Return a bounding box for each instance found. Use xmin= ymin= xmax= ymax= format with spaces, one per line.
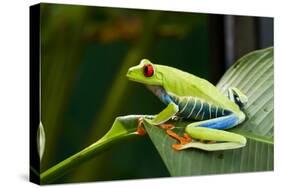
xmin=144 ymin=102 xmax=179 ymax=125
xmin=173 ymin=114 xmax=247 ymax=151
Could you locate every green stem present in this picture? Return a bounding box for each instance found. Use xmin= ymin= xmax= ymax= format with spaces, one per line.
xmin=40 ymin=132 xmax=136 ymax=184
xmin=40 ymin=115 xmax=143 ymax=184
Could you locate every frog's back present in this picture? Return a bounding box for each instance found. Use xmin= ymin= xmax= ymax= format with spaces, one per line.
xmin=157 ymin=64 xmax=240 ymax=113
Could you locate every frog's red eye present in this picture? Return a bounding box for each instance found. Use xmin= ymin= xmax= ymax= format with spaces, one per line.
xmin=143 ymin=64 xmax=154 ymax=77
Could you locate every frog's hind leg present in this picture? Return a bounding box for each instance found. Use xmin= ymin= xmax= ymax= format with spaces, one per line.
xmin=228 ymin=87 xmax=248 ymax=108
xmin=174 ymin=114 xmax=247 ymax=151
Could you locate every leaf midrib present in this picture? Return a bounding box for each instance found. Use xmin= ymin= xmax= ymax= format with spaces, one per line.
xmin=232 ymin=130 xmax=273 ymax=145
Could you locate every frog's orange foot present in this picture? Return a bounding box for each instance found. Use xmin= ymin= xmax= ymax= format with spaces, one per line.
xmin=183 ymin=133 xmax=192 ymax=142
xmin=136 ymin=117 xmax=146 ymax=136
xmin=159 ymin=124 xmax=175 ymax=129
xmin=172 ymin=144 xmax=185 ymax=150
xmin=166 ymin=129 xmax=192 ymax=150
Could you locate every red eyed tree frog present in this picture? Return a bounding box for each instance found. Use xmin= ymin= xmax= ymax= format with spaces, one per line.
xmin=126 ymin=59 xmax=248 ymax=151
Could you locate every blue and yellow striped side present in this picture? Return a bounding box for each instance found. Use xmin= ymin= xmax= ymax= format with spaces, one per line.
xmin=172 ymin=96 xmax=232 ymax=120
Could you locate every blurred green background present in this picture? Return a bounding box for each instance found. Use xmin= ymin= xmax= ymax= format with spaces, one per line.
xmin=39 ymin=3 xmax=273 ymax=184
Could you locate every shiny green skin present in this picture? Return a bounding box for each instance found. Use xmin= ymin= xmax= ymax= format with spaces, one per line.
xmin=127 ymin=59 xmax=247 ymax=151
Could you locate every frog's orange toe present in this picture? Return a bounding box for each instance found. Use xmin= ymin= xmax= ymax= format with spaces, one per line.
xmin=136 ymin=126 xmax=146 ymax=135
xmin=159 ymin=124 xmax=175 ymax=129
xmin=172 ymin=144 xmax=184 ymax=151
xmin=136 ymin=118 xmax=146 ymax=136
xmin=183 ymin=133 xmax=192 ymax=142
xmin=166 ymin=130 xmax=181 ymax=141
xmin=166 ymin=130 xmax=192 ymax=145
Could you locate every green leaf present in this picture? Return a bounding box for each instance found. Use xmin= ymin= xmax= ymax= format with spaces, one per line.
xmin=40 ymin=115 xmax=143 ymax=184
xmin=145 ymin=47 xmax=274 ymax=176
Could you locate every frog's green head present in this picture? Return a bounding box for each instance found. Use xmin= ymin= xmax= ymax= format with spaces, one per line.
xmin=126 ymin=59 xmax=163 ymax=86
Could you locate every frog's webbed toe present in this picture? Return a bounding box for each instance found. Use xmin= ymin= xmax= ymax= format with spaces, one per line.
xmin=166 ymin=129 xmax=192 ymax=150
